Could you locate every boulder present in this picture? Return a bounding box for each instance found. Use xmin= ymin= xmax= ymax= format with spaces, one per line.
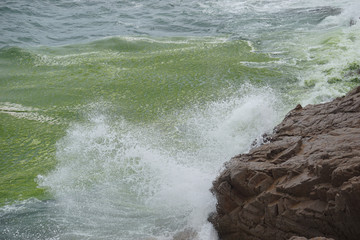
xmin=209 ymin=86 xmax=360 ymax=240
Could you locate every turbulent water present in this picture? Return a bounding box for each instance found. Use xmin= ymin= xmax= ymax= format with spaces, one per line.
xmin=1 ymin=0 xmax=360 ymax=239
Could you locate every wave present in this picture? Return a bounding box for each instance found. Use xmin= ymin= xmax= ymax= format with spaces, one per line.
xmin=1 ymin=1 xmax=360 ymax=238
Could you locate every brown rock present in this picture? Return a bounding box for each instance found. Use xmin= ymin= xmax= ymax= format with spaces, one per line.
xmin=209 ymin=86 xmax=360 ymax=240
xmin=289 ymin=237 xmax=335 ymax=240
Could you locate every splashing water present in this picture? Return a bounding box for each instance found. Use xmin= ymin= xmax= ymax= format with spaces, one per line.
xmin=33 ymin=86 xmax=281 ymax=239
xmin=1 ymin=0 xmax=360 ymax=239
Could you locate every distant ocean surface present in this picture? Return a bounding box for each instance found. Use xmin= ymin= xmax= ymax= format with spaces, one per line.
xmin=1 ymin=0 xmax=359 ymax=239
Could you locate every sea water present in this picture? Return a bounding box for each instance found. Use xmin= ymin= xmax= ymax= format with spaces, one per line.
xmin=0 ymin=0 xmax=360 ymax=239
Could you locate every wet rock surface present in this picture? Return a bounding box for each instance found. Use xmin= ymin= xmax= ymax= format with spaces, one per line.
xmin=209 ymin=86 xmax=360 ymax=240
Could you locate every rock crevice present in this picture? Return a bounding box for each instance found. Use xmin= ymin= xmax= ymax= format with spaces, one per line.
xmin=209 ymin=86 xmax=360 ymax=240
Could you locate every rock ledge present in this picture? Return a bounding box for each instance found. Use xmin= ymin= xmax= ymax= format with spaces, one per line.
xmin=209 ymin=86 xmax=360 ymax=240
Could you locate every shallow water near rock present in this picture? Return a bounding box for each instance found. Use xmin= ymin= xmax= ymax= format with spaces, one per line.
xmin=1 ymin=0 xmax=360 ymax=239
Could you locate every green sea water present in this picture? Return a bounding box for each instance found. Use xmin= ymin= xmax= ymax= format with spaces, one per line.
xmin=0 ymin=37 xmax=284 ymax=204
xmin=1 ymin=0 xmax=360 ymax=239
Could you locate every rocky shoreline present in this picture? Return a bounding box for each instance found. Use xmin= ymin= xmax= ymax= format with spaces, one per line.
xmin=209 ymin=86 xmax=360 ymax=240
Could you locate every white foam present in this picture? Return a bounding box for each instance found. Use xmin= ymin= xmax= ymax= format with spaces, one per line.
xmin=36 ymin=84 xmax=285 ymax=239
xmin=0 ymin=102 xmax=60 ymax=124
xmin=213 ymin=0 xmax=350 ymax=14
xmin=295 ymin=18 xmax=360 ymax=104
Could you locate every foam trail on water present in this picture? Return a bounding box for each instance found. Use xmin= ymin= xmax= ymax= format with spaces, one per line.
xmin=0 ymin=102 xmax=60 ymax=124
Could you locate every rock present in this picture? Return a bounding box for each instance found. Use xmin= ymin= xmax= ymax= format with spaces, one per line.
xmin=289 ymin=237 xmax=334 ymax=240
xmin=209 ymin=86 xmax=360 ymax=240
